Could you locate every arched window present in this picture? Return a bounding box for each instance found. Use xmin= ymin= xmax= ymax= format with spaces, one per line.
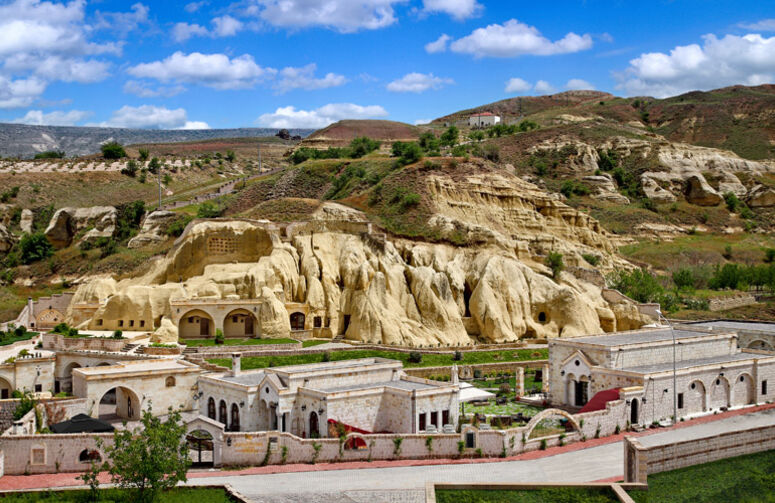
xmin=231 ymin=403 xmax=240 ymax=431
xmin=219 ymin=400 xmax=227 ymax=426
xmin=165 ymin=376 xmax=176 ymax=387
xmin=207 ymin=397 xmax=215 ymax=419
xmin=290 ymin=312 xmax=305 ymax=331
xmin=79 ymin=449 xmax=101 ymax=463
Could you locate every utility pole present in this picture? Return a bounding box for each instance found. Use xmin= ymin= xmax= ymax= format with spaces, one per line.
xmin=258 ymin=142 xmax=262 ymax=172
xmin=656 ymin=308 xmax=678 ymax=425
xmin=158 ymin=162 xmax=162 ymax=210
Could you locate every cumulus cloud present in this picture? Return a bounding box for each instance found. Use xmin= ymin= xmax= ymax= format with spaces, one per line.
xmin=565 ymin=78 xmax=595 ymax=90
xmin=534 ymin=80 xmax=556 ymax=94
xmin=128 ymin=52 xmax=276 ymax=90
xmin=184 ymin=1 xmax=208 ymax=13
xmin=10 ymin=108 xmax=91 ymax=125
xmin=123 ymin=80 xmax=186 ymax=98
xmin=0 ymin=76 xmax=47 ymax=108
xmin=737 ymin=19 xmax=775 ymax=31
xmin=387 ymin=72 xmax=453 ymax=93
xmin=422 ymin=0 xmax=482 ymax=20
xmin=257 ymin=103 xmax=388 ymax=128
xmin=450 ymin=19 xmax=593 ymax=58
xmin=95 ymin=3 xmax=150 ymax=37
xmin=274 ymin=64 xmax=347 ymax=93
xmin=212 ymin=15 xmax=244 ymax=37
xmin=425 ymin=34 xmax=451 ymax=54
xmin=250 ymin=0 xmax=402 ymax=33
xmin=504 ymin=77 xmax=531 ymax=93
xmin=94 ymin=104 xmax=209 ymax=129
xmin=172 ymin=22 xmax=209 ymax=42
xmin=172 ymin=15 xmax=244 ymax=42
xmin=615 ymin=33 xmax=775 ymax=97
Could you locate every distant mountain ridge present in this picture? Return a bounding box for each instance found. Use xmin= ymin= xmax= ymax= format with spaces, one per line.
xmin=0 ymin=123 xmax=314 ymax=158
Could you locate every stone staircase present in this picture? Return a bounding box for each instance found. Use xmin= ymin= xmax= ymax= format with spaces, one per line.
xmin=120 ymin=343 xmax=139 ymax=353
xmin=183 ymin=347 xmax=199 ymax=355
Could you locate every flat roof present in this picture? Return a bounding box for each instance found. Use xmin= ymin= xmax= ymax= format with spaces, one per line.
xmin=622 ymin=352 xmax=758 ymax=374
xmin=684 ymin=320 xmax=775 ymax=334
xmin=272 ymin=358 xmax=400 ymax=375
xmin=220 ymin=371 xmax=266 ymax=385
xmin=560 ymin=328 xmax=721 ymax=347
xmin=310 ymin=378 xmax=441 ymax=394
xmin=75 ymin=359 xmax=192 ymax=375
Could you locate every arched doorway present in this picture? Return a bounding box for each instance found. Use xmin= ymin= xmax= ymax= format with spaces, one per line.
xmin=187 ymin=430 xmax=214 ymax=467
xmin=748 ymin=340 xmax=774 ymax=351
xmin=710 ymin=377 xmax=730 ymax=410
xmin=218 ymin=400 xmax=227 ymax=426
xmin=732 ymin=374 xmax=755 ymax=406
xmin=309 ymin=411 xmax=319 ymax=438
xmin=564 ymin=373 xmax=576 ymax=405
xmin=207 ymin=397 xmax=216 ymax=419
xmin=179 ymin=310 xmax=214 ymax=338
xmin=0 ymin=377 xmax=13 ymax=399
xmin=231 ymin=404 xmax=240 ymax=431
xmin=64 ymin=362 xmax=82 ymax=375
xmin=630 ymin=398 xmax=639 ymax=425
xmin=224 ymin=309 xmax=258 ymax=337
xmin=98 ymin=386 xmax=140 ymax=421
xmin=687 ymin=380 xmax=707 ymax=415
xmin=290 ymin=312 xmax=305 ymax=331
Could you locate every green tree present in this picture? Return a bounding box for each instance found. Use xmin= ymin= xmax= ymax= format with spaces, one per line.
xmin=440 ymin=126 xmax=459 ymax=147
xmin=101 ymin=142 xmax=127 ymax=160
xmin=349 ymin=136 xmax=380 ymax=158
xmin=148 ymin=157 xmax=161 ymax=174
xmin=103 ymin=406 xmax=189 ymax=503
xmin=225 ymin=150 xmax=236 ymax=162
xmin=138 ymin=148 xmax=150 ymax=161
xmin=34 ymin=150 xmax=65 ymax=159
xmin=19 ymin=232 xmax=53 ymax=264
xmin=196 ymin=201 xmax=222 ymax=218
xmin=392 ymin=141 xmax=423 ymax=166
xmin=545 ymin=252 xmax=564 ymax=279
xmin=121 ymin=159 xmax=139 ymax=177
xmin=418 ymin=131 xmax=441 ymax=153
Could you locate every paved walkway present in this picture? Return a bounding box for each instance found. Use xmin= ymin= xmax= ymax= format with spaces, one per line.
xmin=1 ymin=405 xmax=773 ymax=502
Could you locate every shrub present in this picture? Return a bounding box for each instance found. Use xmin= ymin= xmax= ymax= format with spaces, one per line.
xmin=138 ymin=148 xmax=150 ymax=161
xmin=112 ymin=330 xmax=123 ymax=339
xmin=121 ymin=159 xmax=139 ymax=177
xmin=225 ymin=150 xmax=236 ymax=162
xmin=196 ymin=201 xmax=222 ymax=218
xmin=214 ymin=329 xmax=224 ymax=345
xmin=408 ymin=351 xmax=423 ymax=363
xmin=392 ymin=141 xmax=423 ymax=166
xmin=101 ymin=141 xmax=126 ymax=159
xmin=545 ymin=252 xmax=564 ymax=279
xmin=765 ymin=249 xmax=775 ymax=264
xmin=607 ymin=268 xmax=664 ymax=303
xmin=165 ymin=214 xmax=194 ymax=237
xmin=457 ymin=440 xmax=465 ymax=455
xmin=19 ymin=232 xmax=53 ymax=264
xmin=349 ymin=137 xmax=380 ymax=158
xmin=34 ymin=150 xmax=65 ymax=159
xmin=498 ymin=383 xmax=511 ymax=395
xmin=147 ymin=157 xmax=161 ymax=174
xmin=672 ymin=268 xmax=695 ymax=290
xmin=393 ymin=437 xmax=403 ymax=456
xmin=724 ymin=245 xmax=733 ymax=259
xmin=581 ymin=254 xmax=600 ymax=266
xmin=641 ymin=198 xmax=658 ymax=212
xmin=440 ymin=126 xmax=459 ymax=147
xmin=539 ymin=439 xmax=547 ymax=450
xmin=724 ymin=192 xmax=741 ymax=212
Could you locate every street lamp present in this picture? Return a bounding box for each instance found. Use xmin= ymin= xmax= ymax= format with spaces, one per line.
xmin=655 ymin=308 xmax=677 ymax=424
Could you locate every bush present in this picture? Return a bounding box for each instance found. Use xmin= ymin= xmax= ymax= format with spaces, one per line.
xmin=138 ymin=148 xmax=149 ymax=161
xmin=408 ymin=351 xmax=423 ymax=363
xmin=765 ymin=249 xmax=775 ymax=264
xmin=225 ymin=150 xmax=236 ymax=162
xmin=214 ymin=330 xmax=224 ymax=345
xmin=724 ymin=192 xmax=741 ymax=212
xmin=545 ymin=252 xmax=564 ymax=279
xmin=101 ymin=142 xmax=126 ymax=159
xmin=19 ymin=232 xmax=53 ymax=264
xmin=349 ymin=137 xmax=380 ymax=158
xmin=581 ymin=254 xmax=600 ymax=266
xmin=419 ymin=131 xmax=441 ymax=152
xmin=498 ymin=383 xmax=511 ymax=395
xmin=34 ymin=150 xmax=65 ymax=159
xmin=672 ymin=268 xmax=695 ymax=290
xmin=112 ymin=330 xmax=123 ymax=339
xmin=147 ymin=157 xmax=161 ymax=174
xmin=121 ymin=159 xmax=139 ymax=177
xmin=440 ymin=126 xmax=459 ymax=147
xmin=165 ymin=214 xmax=193 ymax=237
xmin=607 ymin=268 xmax=665 ymax=303
xmin=392 ymin=141 xmax=423 ymax=166
xmin=196 ymin=201 xmax=222 ymax=218
xmin=560 ymin=180 xmax=590 ymax=198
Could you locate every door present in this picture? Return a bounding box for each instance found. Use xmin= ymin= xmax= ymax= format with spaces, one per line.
xmin=631 ymin=399 xmax=639 ymax=425
xmin=574 ymin=381 xmax=588 ymax=406
xmin=245 ymin=316 xmax=254 ymax=336
xmin=309 ymin=411 xmax=319 ymax=438
xmin=200 ymin=318 xmax=210 ymax=336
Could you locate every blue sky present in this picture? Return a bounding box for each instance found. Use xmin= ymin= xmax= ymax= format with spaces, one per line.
xmin=1 ymin=0 xmax=774 ymax=129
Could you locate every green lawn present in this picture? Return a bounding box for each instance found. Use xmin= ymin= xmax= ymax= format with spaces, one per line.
xmin=302 ymin=339 xmax=333 ymax=348
xmin=208 ymin=348 xmax=547 ymax=370
xmin=436 ymin=487 xmax=619 ymax=503
xmin=0 ymin=487 xmax=234 ymax=502
xmin=184 ymin=337 xmax=298 ymax=347
xmin=630 ymin=449 xmax=775 ymax=503
xmin=0 ymin=332 xmax=37 ymax=346
xmin=462 ymin=400 xmax=542 ymax=418
xmin=471 ymin=373 xmax=540 ymax=394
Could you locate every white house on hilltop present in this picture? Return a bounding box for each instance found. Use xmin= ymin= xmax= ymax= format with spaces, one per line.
xmin=468 ymin=112 xmax=501 ymax=128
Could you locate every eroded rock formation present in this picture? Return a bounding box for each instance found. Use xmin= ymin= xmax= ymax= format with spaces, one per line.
xmin=44 ymin=206 xmax=117 ymax=249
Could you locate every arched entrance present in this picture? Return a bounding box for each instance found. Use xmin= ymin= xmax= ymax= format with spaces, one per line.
xmin=630 ymin=398 xmax=639 ymax=425
xmin=224 ymin=309 xmax=258 ymax=337
xmin=309 ymin=411 xmax=320 ymax=438
xmin=207 ymin=397 xmax=216 ymax=419
xmin=687 ymin=380 xmax=707 ymax=415
xmin=0 ymin=376 xmax=12 ymax=399
xmin=179 ymin=310 xmax=214 ymax=338
xmin=64 ymin=362 xmax=82 ymax=375
xmin=709 ymin=377 xmax=730 ymax=410
xmin=98 ymin=386 xmax=140 ymax=421
xmin=732 ymin=373 xmax=755 ymax=406
xmin=230 ymin=404 xmax=240 ymax=431
xmin=748 ymin=340 xmax=774 ymax=351
xmin=187 ymin=430 xmax=214 ymax=467
xmin=218 ymin=400 xmax=227 ymax=426
xmin=290 ymin=312 xmax=305 ymax=331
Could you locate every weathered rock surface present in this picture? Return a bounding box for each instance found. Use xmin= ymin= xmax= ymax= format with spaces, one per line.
xmin=684 ymin=174 xmax=722 ymax=206
xmin=44 ymin=206 xmax=117 ymax=249
xmin=127 ymin=210 xmax=178 ymax=249
xmin=582 ymin=175 xmax=630 ymax=204
xmin=19 ymin=209 xmax=33 ymax=234
xmin=641 ymin=175 xmax=677 ymax=203
xmin=747 ymin=184 xmax=775 ymax=208
xmin=718 ymin=172 xmax=747 ymax=198
xmin=0 ymin=224 xmax=14 ymax=252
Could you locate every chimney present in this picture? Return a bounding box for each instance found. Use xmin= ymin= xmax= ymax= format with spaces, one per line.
xmin=231 ymin=353 xmax=241 ymax=376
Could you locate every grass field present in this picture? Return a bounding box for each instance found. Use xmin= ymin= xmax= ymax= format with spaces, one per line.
xmin=0 ymin=487 xmax=234 ymax=502
xmin=462 ymin=401 xmax=542 ymax=417
xmin=302 ymin=339 xmax=333 ymax=348
xmin=630 ymin=449 xmax=775 ymax=502
xmin=209 ymin=348 xmax=548 ymax=370
xmin=184 ymin=337 xmax=298 ymax=347
xmin=436 ymin=487 xmax=619 ymax=503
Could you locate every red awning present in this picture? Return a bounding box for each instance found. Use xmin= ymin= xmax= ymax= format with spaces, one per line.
xmin=579 ymin=388 xmax=621 ymax=413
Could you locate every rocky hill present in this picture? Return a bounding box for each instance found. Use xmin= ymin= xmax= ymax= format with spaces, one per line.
xmin=0 ymin=123 xmax=313 ymax=159
xmin=299 ymin=120 xmax=420 ymax=149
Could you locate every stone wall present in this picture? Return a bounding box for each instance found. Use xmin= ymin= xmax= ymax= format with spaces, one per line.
xmin=404 ymin=361 xmax=545 ymax=379
xmin=0 ymin=433 xmax=114 ymax=475
xmin=42 ymin=333 xmax=128 ymax=352
xmin=624 ymin=423 xmax=775 ymax=483
xmin=708 ymin=294 xmax=757 ymax=312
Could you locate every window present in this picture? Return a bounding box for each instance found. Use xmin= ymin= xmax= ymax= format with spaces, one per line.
xmin=31 ymin=447 xmax=45 ymax=465
xmin=465 ymin=431 xmax=476 ymax=448
xmin=419 ymin=412 xmax=426 ymax=431
xmin=763 ymin=380 xmax=768 ymax=395
xmin=140 ymin=320 xmax=145 ymax=328
xmin=79 ymin=449 xmax=101 ymax=463
xmin=677 ymin=393 xmax=684 ymax=409
xmin=129 ymin=320 xmax=135 ymax=327
xmin=34 ymin=384 xmax=42 ymax=393
xmin=96 ymin=319 xmax=103 ymax=326
xmin=165 ymin=376 xmax=176 ymax=387
xmin=442 ymin=410 xmax=450 ymax=426
xmin=429 ymin=411 xmax=438 ymax=427
xmin=207 ymin=397 xmax=215 ymax=419
xmin=118 ymin=320 xmax=124 ymax=327
xmin=314 ymin=316 xmax=322 ymax=328
xmin=233 ymin=316 xmax=238 ymax=323
xmin=188 ymin=316 xmax=194 ymax=323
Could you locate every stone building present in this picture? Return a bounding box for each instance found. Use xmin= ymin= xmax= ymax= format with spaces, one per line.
xmin=548 ymin=327 xmax=775 ymax=425
xmin=197 ymin=356 xmax=459 ymax=436
xmin=468 ymin=112 xmax=501 ymax=128
xmin=0 ymin=354 xmax=55 ymax=398
xmin=679 ymin=320 xmax=775 ymax=351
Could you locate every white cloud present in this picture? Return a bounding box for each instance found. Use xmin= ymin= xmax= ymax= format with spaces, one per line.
xmin=422 ymin=0 xmax=481 ymax=20
xmin=738 ymin=19 xmax=775 ymax=31
xmin=0 ymin=76 xmax=47 ymax=108
xmin=184 ymin=1 xmax=208 ymax=13
xmin=450 ymin=19 xmax=593 ymax=58
xmin=172 ymin=22 xmax=209 ymax=42
xmin=274 ymin=64 xmax=347 ymax=93
xmin=257 ymin=103 xmax=388 ymax=128
xmin=95 ymin=3 xmax=150 ymax=37
xmin=123 ymin=80 xmax=186 ymax=98
xmin=425 ymin=34 xmax=451 ymax=54
xmin=534 ymin=80 xmax=556 ymax=94
xmin=505 ymin=77 xmax=531 ymax=93
xmin=10 ymin=108 xmax=91 ymax=125
xmin=252 ymin=0 xmax=402 ymax=33
xmin=387 ymin=72 xmax=453 ymax=93
xmin=94 ymin=104 xmax=209 ymax=129
xmin=615 ymin=33 xmax=775 ymax=97
xmin=413 ymin=118 xmax=430 ymax=125
xmin=212 ymin=15 xmax=244 ymax=37
xmin=128 ymin=51 xmax=276 ymax=90
xmin=565 ymin=78 xmax=595 ymax=90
